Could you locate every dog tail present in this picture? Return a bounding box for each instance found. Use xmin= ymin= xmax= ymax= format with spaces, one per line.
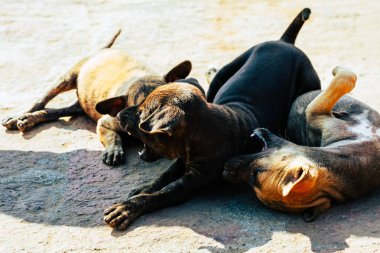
xmin=103 ymin=29 xmax=122 ymax=49
xmin=280 ymin=8 xmax=311 ymax=44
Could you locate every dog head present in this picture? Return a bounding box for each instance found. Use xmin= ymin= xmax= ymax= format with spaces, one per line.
xmin=95 ymin=60 xmax=193 ymax=117
xmin=223 ymin=128 xmax=330 ymax=221
xmin=116 ymin=81 xmax=207 ymax=162
xmin=95 ymin=60 xmax=200 ymax=162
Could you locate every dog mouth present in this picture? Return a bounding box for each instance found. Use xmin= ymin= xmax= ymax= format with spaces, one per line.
xmin=223 ymin=155 xmax=251 ymax=183
xmin=118 ymin=120 xmax=135 ymax=136
xmin=138 ymin=144 xmax=162 ymax=162
xmin=222 ymin=167 xmax=239 ymax=182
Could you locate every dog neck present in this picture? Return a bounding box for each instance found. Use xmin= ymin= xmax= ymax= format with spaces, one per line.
xmin=175 ymin=102 xmax=260 ymax=175
xmin=189 ymin=102 xmax=259 ymax=155
xmin=306 ymin=144 xmax=380 ymax=202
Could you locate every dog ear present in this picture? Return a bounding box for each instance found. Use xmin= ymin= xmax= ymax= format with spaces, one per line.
xmin=138 ymin=106 xmax=185 ymax=136
xmin=176 ymin=78 xmax=206 ymax=96
xmin=164 ymin=60 xmax=192 ymax=83
xmin=95 ymin=96 xmax=128 ymax=117
xmin=281 ymin=162 xmax=318 ymax=197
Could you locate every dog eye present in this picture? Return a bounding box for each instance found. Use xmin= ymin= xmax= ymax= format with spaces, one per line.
xmin=252 ymin=169 xmax=260 ymax=179
xmin=250 ymin=167 xmax=264 ymax=187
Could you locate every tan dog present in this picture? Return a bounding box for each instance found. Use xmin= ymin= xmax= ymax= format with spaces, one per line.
xmin=2 ymin=30 xmax=192 ymax=165
xmin=224 ymin=67 xmax=380 ymax=221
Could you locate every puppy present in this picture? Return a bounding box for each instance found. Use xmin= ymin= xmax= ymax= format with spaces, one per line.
xmin=2 ymin=30 xmax=193 ymax=165
xmin=223 ymin=67 xmax=380 ymax=221
xmin=101 ymin=8 xmax=321 ymax=230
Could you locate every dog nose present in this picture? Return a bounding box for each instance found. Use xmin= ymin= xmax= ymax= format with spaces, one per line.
xmin=222 ymin=169 xmax=237 ymax=177
xmin=225 ymin=158 xmax=241 ymax=171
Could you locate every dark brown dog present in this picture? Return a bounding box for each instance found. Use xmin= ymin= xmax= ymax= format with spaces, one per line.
xmin=223 ymin=67 xmax=380 ymax=221
xmin=2 ymin=30 xmax=193 ymax=165
xmin=101 ymin=8 xmax=321 ymax=230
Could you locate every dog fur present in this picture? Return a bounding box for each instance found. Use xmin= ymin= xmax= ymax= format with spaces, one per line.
xmin=2 ymin=30 xmax=193 ymax=165
xmin=101 ymin=9 xmax=321 ymax=230
xmin=223 ymin=67 xmax=380 ymax=221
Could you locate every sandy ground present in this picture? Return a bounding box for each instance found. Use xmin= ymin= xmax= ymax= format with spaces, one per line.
xmin=1 ymin=1 xmax=380 ymax=252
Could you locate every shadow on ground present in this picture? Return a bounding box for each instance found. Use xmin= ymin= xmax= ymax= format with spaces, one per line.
xmin=1 ymin=147 xmax=380 ymax=252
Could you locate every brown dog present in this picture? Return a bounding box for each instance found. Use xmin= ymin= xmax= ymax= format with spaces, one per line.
xmin=2 ymin=30 xmax=192 ymax=165
xmin=223 ymin=67 xmax=380 ymax=221
xmin=101 ymin=8 xmax=321 ymax=230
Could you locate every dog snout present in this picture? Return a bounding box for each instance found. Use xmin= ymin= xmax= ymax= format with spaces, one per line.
xmin=224 ymin=157 xmax=244 ymax=172
xmin=223 ymin=158 xmax=247 ymax=184
xmin=223 ymin=156 xmax=249 ymax=183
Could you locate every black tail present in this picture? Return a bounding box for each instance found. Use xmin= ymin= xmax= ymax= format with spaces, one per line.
xmin=103 ymin=29 xmax=122 ymax=49
xmin=280 ymin=8 xmax=311 ymax=44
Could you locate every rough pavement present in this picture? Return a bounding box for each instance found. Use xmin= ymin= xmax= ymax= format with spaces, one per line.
xmin=1 ymin=1 xmax=380 ymax=252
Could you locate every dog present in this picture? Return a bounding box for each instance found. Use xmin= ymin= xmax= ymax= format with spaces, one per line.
xmin=223 ymin=66 xmax=380 ymax=221
xmin=2 ymin=30 xmax=195 ymax=165
xmin=100 ymin=8 xmax=321 ymax=230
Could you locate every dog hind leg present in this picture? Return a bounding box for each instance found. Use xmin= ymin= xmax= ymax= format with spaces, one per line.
xmin=306 ymin=67 xmax=356 ymax=116
xmin=2 ymin=58 xmax=88 ymax=130
xmin=205 ymin=66 xmax=218 ymax=85
xmin=305 ymin=67 xmax=357 ymax=145
xmin=3 ymin=29 xmax=121 ymax=131
xmin=207 ymin=51 xmax=250 ymax=102
xmin=15 ymin=101 xmax=84 ymax=132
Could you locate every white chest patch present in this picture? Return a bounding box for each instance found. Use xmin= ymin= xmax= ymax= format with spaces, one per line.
xmin=350 ymin=110 xmax=378 ymax=138
xmin=328 ymin=110 xmax=380 ymax=148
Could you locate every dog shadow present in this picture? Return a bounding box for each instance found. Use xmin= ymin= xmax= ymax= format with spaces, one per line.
xmin=1 ymin=148 xmax=379 ymax=252
xmin=4 ymin=115 xmax=97 ymax=140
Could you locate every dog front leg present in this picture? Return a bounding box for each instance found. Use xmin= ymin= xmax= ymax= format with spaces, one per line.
xmin=97 ymin=116 xmax=125 ymax=166
xmin=128 ymin=158 xmax=186 ymax=198
xmin=104 ymin=169 xmax=213 ymax=230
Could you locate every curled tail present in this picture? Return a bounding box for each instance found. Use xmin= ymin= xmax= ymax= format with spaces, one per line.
xmin=103 ymin=29 xmax=122 ymax=49
xmin=280 ymin=8 xmax=311 ymax=44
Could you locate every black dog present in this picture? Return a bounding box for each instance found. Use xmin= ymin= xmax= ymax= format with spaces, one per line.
xmin=101 ymin=8 xmax=321 ymax=230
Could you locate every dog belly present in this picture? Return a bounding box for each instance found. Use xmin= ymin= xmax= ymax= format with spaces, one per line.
xmin=77 ymin=49 xmax=149 ymax=121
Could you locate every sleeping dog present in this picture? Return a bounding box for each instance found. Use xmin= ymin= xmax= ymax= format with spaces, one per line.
xmin=101 ymin=8 xmax=321 ymax=230
xmin=223 ymin=67 xmax=380 ymax=221
xmin=2 ymin=30 xmax=194 ymax=165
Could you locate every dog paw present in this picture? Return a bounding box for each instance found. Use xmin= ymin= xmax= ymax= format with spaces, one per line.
xmin=205 ymin=66 xmax=218 ymax=84
xmin=16 ymin=114 xmax=39 ymax=132
xmin=103 ymin=201 xmax=140 ymax=230
xmin=102 ymin=145 xmax=125 ymax=166
xmin=3 ymin=112 xmax=43 ymax=132
xmin=2 ymin=116 xmax=19 ymax=130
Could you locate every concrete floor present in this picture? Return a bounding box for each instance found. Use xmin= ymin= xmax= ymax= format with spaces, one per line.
xmin=1 ymin=1 xmax=380 ymax=252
